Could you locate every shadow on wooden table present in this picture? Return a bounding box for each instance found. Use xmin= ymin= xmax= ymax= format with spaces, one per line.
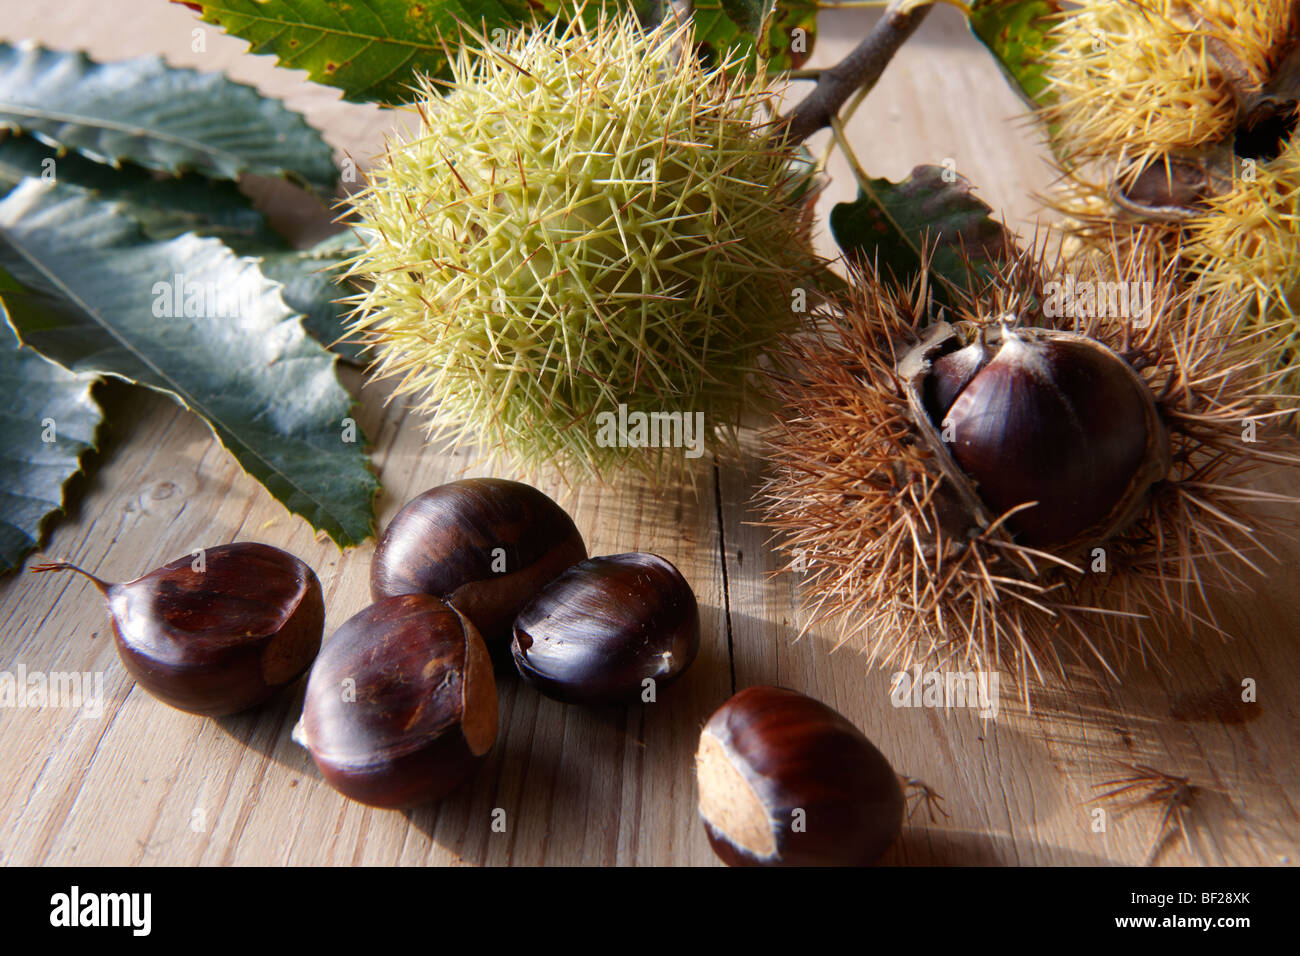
xmin=984 ymin=617 xmax=1299 ymax=862
xmin=727 ymin=555 xmax=1298 ymax=866
xmin=399 ymin=676 xmax=639 ymax=866
xmin=1018 ymin=660 xmax=1300 ymax=865
xmin=212 ymin=683 xmax=316 ymax=776
xmin=886 ymin=827 xmax=1117 ymax=866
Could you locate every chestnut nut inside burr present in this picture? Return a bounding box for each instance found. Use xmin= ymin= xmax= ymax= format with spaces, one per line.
xmin=32 ymin=542 xmax=325 ymax=717
xmin=370 ymin=478 xmax=587 ymax=659
xmin=511 ymin=552 xmax=701 ymax=705
xmin=696 ymin=686 xmax=904 ymax=867
xmin=908 ymin=321 xmax=1171 ymax=550
xmin=293 ymin=593 xmax=498 ymax=808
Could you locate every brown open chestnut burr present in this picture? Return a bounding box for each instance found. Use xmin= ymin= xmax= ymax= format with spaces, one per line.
xmin=370 ymin=479 xmax=587 ymax=660
xmin=696 ymin=686 xmax=904 ymax=866
xmin=32 ymin=542 xmax=324 ymax=717
xmin=511 ymin=552 xmax=700 ymax=704
xmin=293 ymin=594 xmax=498 ymax=808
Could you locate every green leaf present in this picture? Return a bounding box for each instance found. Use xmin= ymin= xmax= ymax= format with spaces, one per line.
xmin=629 ymin=0 xmax=670 ymax=27
xmin=718 ymin=0 xmax=768 ymax=36
xmin=0 ymin=180 xmax=377 ymax=547
xmin=0 ymin=41 xmax=337 ymax=191
xmin=762 ymin=0 xmax=817 ymax=71
xmin=693 ymin=0 xmax=816 ymax=73
xmin=0 ymin=317 xmax=100 ymax=575
xmin=692 ymin=0 xmax=766 ymax=67
xmin=967 ymin=0 xmax=1061 ymax=108
xmin=0 ymin=134 xmax=361 ymax=361
xmin=261 ymin=233 xmax=366 ymax=364
xmin=829 ymin=164 xmax=1012 ymax=301
xmin=0 ymin=133 xmax=281 ymax=252
xmin=189 ymin=0 xmax=537 ymax=106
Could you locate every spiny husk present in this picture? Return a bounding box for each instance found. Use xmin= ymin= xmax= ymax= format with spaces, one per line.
xmin=342 ymin=11 xmax=821 ymax=478
xmin=1044 ymin=0 xmax=1291 ymax=175
xmin=1192 ymin=149 xmax=1300 ymax=384
xmin=1043 ymin=0 xmax=1300 ymax=411
xmin=759 ymin=236 xmax=1296 ymax=701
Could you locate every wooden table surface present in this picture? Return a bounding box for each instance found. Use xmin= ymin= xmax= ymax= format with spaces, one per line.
xmin=2 ymin=1 xmax=1297 ymax=867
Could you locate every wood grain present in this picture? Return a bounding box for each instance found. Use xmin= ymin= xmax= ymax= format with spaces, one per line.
xmin=1 ymin=1 xmax=1296 ymax=867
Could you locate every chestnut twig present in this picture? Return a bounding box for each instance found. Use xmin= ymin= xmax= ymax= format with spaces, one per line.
xmin=781 ymin=0 xmax=935 ymax=145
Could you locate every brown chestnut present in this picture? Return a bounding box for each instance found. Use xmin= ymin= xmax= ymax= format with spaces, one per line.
xmin=32 ymin=543 xmax=325 ymax=717
xmin=511 ymin=552 xmax=700 ymax=705
xmin=907 ymin=322 xmax=1170 ymax=550
xmin=696 ymin=686 xmax=904 ymax=866
xmin=370 ymin=479 xmax=587 ymax=659
xmin=293 ymin=594 xmax=497 ymax=808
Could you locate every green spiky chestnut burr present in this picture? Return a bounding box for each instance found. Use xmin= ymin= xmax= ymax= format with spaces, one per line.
xmin=342 ymin=11 xmax=821 ymax=476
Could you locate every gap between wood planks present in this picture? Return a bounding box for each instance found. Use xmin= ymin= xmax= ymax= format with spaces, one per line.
xmin=712 ymin=462 xmax=738 ymax=696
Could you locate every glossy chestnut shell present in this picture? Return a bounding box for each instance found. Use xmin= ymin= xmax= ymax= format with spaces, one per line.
xmin=370 ymin=479 xmax=587 ymax=658
xmin=33 ymin=542 xmax=324 ymax=717
xmin=903 ymin=321 xmax=1171 ymax=551
xmin=511 ymin=552 xmax=700 ymax=705
xmin=294 ymin=594 xmax=498 ymax=808
xmin=696 ymin=686 xmax=904 ymax=867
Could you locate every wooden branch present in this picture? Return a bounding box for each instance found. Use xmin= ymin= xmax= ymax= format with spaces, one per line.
xmin=781 ymin=1 xmax=935 ymax=145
